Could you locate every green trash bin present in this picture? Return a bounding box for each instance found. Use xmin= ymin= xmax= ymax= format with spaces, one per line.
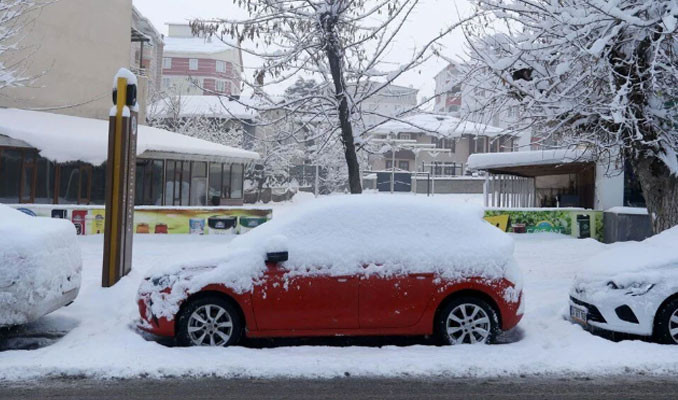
xmin=577 ymin=215 xmax=591 ymax=239
xmin=238 ymin=216 xmax=268 ymax=234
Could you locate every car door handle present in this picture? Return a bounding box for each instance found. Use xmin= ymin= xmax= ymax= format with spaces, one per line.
xmin=415 ymin=276 xmax=427 ymax=280
xmin=336 ymin=278 xmax=349 ymax=283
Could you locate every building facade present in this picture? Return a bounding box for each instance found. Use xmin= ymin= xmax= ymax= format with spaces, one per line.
xmin=161 ymin=24 xmax=243 ymax=97
xmin=0 ymin=0 xmax=134 ymax=120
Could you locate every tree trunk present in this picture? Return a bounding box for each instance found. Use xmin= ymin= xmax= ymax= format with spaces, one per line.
xmin=631 ymin=155 xmax=678 ymax=233
xmin=322 ymin=13 xmax=362 ymax=194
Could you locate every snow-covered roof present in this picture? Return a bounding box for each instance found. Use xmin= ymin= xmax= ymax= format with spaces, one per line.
xmin=163 ymin=36 xmax=236 ymax=55
xmin=371 ymin=113 xmax=505 ymax=138
xmin=150 ymin=96 xmax=258 ymax=120
xmin=0 ymin=108 xmax=259 ymax=165
xmin=467 ymin=148 xmax=593 ymax=171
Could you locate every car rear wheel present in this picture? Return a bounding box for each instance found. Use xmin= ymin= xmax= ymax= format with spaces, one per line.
xmin=654 ymin=298 xmax=678 ymax=344
xmin=437 ymin=296 xmax=499 ymax=345
xmin=176 ymin=296 xmax=243 ymax=347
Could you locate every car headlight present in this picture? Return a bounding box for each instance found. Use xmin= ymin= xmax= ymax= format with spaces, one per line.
xmin=607 ymin=281 xmax=655 ymax=296
xmin=151 ymin=275 xmax=171 ymax=287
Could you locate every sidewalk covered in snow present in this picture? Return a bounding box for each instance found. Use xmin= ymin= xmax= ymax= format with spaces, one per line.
xmin=0 ymin=108 xmax=259 ymax=206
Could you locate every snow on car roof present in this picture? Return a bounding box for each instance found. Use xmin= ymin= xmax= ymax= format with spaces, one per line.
xmin=467 ymin=148 xmax=593 ymax=171
xmin=0 ymin=108 xmax=259 ymax=165
xmin=576 ymin=226 xmax=678 ymax=287
xmin=370 ymin=113 xmax=505 ymax=138
xmin=143 ymin=195 xmax=522 ymax=315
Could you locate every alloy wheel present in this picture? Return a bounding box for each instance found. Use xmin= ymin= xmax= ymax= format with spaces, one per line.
xmin=670 ymin=308 xmax=678 ymax=344
xmin=446 ymin=303 xmax=491 ymax=344
xmin=187 ymin=304 xmax=233 ymax=346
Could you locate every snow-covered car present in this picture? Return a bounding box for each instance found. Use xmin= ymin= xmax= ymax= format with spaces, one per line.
xmin=0 ymin=205 xmax=82 ymax=327
xmin=569 ymin=226 xmax=678 ymax=343
xmin=138 ymin=196 xmax=524 ymax=347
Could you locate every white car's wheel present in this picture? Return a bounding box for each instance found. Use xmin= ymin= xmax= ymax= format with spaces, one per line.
xmin=655 ymin=298 xmax=678 ymax=344
xmin=176 ymin=296 xmax=243 ymax=347
xmin=437 ymin=297 xmax=499 ymax=345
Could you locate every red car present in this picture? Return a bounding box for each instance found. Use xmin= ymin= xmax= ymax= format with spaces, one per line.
xmin=138 ymin=196 xmax=524 ymax=346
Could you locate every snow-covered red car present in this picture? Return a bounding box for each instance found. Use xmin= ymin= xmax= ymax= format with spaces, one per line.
xmin=569 ymin=226 xmax=678 ymax=343
xmin=138 ymin=196 xmax=524 ymax=347
xmin=0 ymin=205 xmax=82 ymax=327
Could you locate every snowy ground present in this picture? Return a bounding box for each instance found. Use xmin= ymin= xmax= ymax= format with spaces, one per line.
xmin=1 ymin=196 xmax=677 ymax=381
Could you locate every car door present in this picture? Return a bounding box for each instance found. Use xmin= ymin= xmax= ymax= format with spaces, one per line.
xmin=252 ymin=262 xmax=359 ymax=331
xmin=359 ymin=266 xmax=435 ymax=329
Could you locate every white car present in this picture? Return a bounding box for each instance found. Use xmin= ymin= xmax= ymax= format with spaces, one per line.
xmin=569 ymin=226 xmax=678 ymax=343
xmin=0 ymin=205 xmax=82 ymax=327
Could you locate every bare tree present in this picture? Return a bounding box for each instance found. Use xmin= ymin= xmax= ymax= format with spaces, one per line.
xmin=192 ymin=0 xmax=476 ymax=194
xmin=0 ymin=0 xmax=47 ymax=90
xmin=464 ymin=0 xmax=678 ymax=232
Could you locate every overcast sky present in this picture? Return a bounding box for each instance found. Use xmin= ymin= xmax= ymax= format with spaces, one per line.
xmin=133 ymin=0 xmax=474 ymax=99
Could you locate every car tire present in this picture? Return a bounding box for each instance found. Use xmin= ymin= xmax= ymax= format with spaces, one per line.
xmin=176 ymin=296 xmax=243 ymax=347
xmin=654 ymin=298 xmax=678 ymax=345
xmin=436 ymin=296 xmax=500 ymax=345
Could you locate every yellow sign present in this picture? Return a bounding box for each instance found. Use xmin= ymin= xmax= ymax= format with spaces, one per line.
xmin=484 ymin=214 xmax=510 ymax=232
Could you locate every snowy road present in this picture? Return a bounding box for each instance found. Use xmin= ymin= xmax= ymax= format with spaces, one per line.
xmin=1 ymin=229 xmax=678 ymax=380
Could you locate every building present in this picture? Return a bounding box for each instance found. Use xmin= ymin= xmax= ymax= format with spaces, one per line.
xmin=0 ymin=108 xmax=259 ymax=209
xmin=367 ymin=113 xmax=514 ymax=176
xmin=0 ymin=0 xmax=136 ymax=120
xmin=357 ymin=82 xmax=419 ymax=129
xmin=131 ymin=6 xmax=165 ymax=108
xmin=161 ymin=24 xmax=243 ymax=97
xmin=433 ymin=63 xmax=462 ymax=115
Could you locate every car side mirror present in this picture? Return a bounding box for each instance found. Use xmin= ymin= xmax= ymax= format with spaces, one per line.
xmin=266 ymin=251 xmax=288 ymax=263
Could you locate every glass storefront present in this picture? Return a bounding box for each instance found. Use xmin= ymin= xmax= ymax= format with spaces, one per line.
xmin=0 ymin=146 xmax=247 ymax=206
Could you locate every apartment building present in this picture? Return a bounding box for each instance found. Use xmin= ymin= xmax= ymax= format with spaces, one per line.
xmin=161 ymin=24 xmax=243 ymax=97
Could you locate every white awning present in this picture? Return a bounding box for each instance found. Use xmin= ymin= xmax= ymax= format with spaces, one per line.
xmin=0 ymin=108 xmax=259 ymax=165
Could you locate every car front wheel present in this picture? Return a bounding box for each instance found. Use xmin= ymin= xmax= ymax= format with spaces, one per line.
xmin=437 ymin=296 xmax=499 ymax=345
xmin=176 ymin=296 xmax=243 ymax=347
xmin=654 ymin=298 xmax=678 ymax=344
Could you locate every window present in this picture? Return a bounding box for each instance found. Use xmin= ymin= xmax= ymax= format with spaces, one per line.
xmin=216 ymin=80 xmax=225 ymax=92
xmin=398 ymin=160 xmax=410 ymax=171
xmin=0 ymin=148 xmax=22 ymax=203
xmin=19 ymin=151 xmax=36 ymax=203
xmin=230 ymin=164 xmax=243 ymax=199
xmin=162 ymin=77 xmax=171 ymax=89
xmin=162 ymin=57 xmax=172 ymax=69
xmin=399 ymin=133 xmax=411 ymax=141
xmin=181 ymin=161 xmax=191 ymax=205
xmin=58 ymin=163 xmax=87 ymax=204
xmin=135 ymin=160 xmax=164 ymax=206
xmin=189 ymin=58 xmax=199 ymax=70
xmin=222 ymin=164 xmax=232 ymax=199
xmin=190 ymin=161 xmax=207 ymax=206
xmin=208 ymin=163 xmax=223 ymax=205
xmin=216 ymin=60 xmax=226 ymax=73
xmin=164 ymin=160 xmax=189 ymax=206
xmin=34 ymin=157 xmax=56 ymax=204
xmin=385 ymin=160 xmax=393 ymax=170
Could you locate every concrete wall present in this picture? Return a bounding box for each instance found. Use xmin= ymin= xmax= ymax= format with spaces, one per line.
xmin=595 ymin=160 xmax=625 ymax=210
xmin=0 ymin=0 xmax=133 ymax=120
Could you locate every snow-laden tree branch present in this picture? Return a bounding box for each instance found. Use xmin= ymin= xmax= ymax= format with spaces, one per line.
xmin=464 ymin=0 xmax=678 ymax=232
xmin=0 ymin=0 xmax=48 ymax=90
xmin=191 ymin=0 xmax=476 ymax=193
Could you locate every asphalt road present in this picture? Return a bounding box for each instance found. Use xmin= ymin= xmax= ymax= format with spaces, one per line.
xmin=2 ymin=376 xmax=678 ymax=400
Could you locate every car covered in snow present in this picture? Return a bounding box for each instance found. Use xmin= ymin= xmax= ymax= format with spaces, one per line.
xmin=0 ymin=205 xmax=82 ymax=327
xmin=138 ymin=196 xmax=524 ymax=346
xmin=569 ymin=226 xmax=678 ymax=343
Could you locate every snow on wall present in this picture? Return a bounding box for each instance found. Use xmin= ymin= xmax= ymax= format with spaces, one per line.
xmin=163 ymin=36 xmax=237 ymax=55
xmin=0 ymin=108 xmax=259 ymax=165
xmin=0 ymin=204 xmax=82 ymax=326
xmin=150 ymin=95 xmax=258 ymax=120
xmin=140 ymin=195 xmax=522 ymax=320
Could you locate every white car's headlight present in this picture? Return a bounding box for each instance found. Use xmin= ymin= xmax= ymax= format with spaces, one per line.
xmin=608 ymin=281 xmax=655 ymax=296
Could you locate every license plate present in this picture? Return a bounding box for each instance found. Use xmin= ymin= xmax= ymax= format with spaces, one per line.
xmin=570 ymin=305 xmax=587 ymax=325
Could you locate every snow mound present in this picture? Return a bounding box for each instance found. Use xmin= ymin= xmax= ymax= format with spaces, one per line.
xmin=0 ymin=205 xmax=82 ymax=326
xmin=142 ymin=195 xmax=521 ymax=319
